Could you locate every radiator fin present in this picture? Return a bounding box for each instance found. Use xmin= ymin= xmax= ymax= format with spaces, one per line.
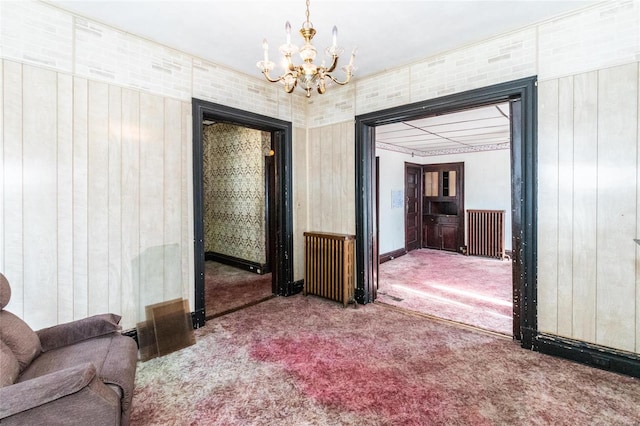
xmin=303 ymin=232 xmax=355 ymax=307
xmin=467 ymin=210 xmax=505 ymax=259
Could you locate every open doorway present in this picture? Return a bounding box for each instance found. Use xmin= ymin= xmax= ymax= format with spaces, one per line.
xmin=375 ymin=104 xmax=513 ymax=335
xmin=201 ymin=122 xmax=275 ymax=318
xmin=192 ymin=99 xmax=295 ymax=327
xmin=355 ymin=77 xmax=538 ymax=347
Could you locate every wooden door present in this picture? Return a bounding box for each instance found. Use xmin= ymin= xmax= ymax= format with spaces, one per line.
xmin=405 ymin=163 xmax=422 ymax=251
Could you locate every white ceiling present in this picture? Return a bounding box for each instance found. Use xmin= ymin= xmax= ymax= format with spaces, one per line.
xmin=47 ymin=0 xmax=592 ymax=154
xmin=376 ymin=102 xmax=511 ymax=155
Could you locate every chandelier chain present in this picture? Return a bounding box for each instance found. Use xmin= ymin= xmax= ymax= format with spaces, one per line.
xmin=305 ymin=0 xmax=310 ymax=25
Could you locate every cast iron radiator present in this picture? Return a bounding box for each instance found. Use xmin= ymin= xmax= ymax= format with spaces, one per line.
xmin=466 ymin=209 xmax=505 ymax=259
xmin=303 ymin=232 xmax=355 ymax=307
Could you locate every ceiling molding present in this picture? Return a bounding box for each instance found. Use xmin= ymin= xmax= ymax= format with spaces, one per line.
xmin=375 ymin=141 xmax=510 ymax=157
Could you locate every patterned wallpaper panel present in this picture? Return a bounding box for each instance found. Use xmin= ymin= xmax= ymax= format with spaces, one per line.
xmin=203 ymin=123 xmax=271 ymax=265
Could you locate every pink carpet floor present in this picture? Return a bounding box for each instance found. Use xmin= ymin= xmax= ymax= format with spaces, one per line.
xmin=204 ymin=261 xmax=273 ymax=318
xmin=377 ymin=249 xmax=512 ymax=335
xmin=131 ymin=295 xmax=640 ymax=425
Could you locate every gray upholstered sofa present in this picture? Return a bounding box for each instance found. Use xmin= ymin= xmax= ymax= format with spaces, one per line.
xmin=0 ymin=273 xmax=138 ymax=425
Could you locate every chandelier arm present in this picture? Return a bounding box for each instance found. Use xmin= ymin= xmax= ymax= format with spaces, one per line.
xmin=325 ymin=55 xmax=339 ymax=73
xmin=285 ymin=78 xmax=297 ymax=93
xmin=326 ymin=72 xmax=352 ymax=86
xmin=262 ymin=70 xmax=284 ymax=83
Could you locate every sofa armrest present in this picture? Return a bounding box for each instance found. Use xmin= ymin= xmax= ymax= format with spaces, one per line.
xmin=37 ymin=314 xmax=122 ymax=352
xmin=0 ymin=363 xmax=96 ymax=418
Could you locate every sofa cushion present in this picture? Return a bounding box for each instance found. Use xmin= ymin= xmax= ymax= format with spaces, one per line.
xmin=0 ymin=273 xmax=10 ymax=309
xmin=37 ymin=314 xmax=122 ymax=352
xmin=0 ymin=311 xmax=41 ymax=372
xmin=0 ymin=340 xmax=20 ymax=387
xmin=18 ymin=333 xmax=138 ymax=419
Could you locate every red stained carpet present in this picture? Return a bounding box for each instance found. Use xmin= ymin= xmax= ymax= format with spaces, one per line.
xmin=377 ymin=249 xmax=512 ymax=335
xmin=204 ymin=261 xmax=273 ymax=318
xmin=131 ymin=295 xmax=640 ymax=425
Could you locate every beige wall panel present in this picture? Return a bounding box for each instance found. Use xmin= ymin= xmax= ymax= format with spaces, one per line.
xmin=595 ymin=63 xmax=637 ymax=352
xmin=121 ymin=89 xmax=141 ymax=328
xmin=0 ymin=60 xmax=4 ymax=274
xmin=73 ymin=77 xmax=89 ymax=319
xmin=22 ymin=65 xmax=58 ymax=329
xmin=320 ymin=126 xmax=334 ymax=231
xmin=181 ymin=102 xmax=193 ymax=306
xmin=334 ymin=125 xmax=345 ymax=231
xmin=87 ymin=81 xmax=110 ymax=315
xmin=138 ymin=93 xmax=165 ymax=319
xmin=537 ymin=79 xmax=560 ymax=334
xmin=638 ymin=64 xmax=640 ymax=354
xmin=341 ymin=122 xmax=356 ymax=234
xmin=108 ymin=85 xmax=122 ymax=315
xmin=2 ymin=61 xmax=24 ymax=316
xmin=572 ymin=71 xmax=598 ymax=343
xmin=163 ymin=98 xmax=183 ymax=301
xmin=556 ymin=76 xmax=574 ymax=337
xmin=308 ymin=127 xmax=322 ymax=232
xmin=292 ymin=126 xmax=308 ymax=281
xmin=346 ymin=123 xmax=355 ymax=235
xmin=57 ymin=73 xmax=74 ymax=324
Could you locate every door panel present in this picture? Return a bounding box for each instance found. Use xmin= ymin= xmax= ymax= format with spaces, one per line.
xmin=405 ymin=163 xmax=422 ymax=251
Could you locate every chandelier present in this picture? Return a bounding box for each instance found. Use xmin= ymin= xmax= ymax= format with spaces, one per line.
xmin=256 ymin=0 xmax=356 ymax=98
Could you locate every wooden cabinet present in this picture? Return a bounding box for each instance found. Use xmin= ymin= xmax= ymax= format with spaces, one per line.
xmin=422 ymin=162 xmax=464 ymax=252
xmin=424 ymin=215 xmax=459 ymax=251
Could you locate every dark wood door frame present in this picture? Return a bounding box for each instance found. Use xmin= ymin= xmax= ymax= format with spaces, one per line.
xmin=192 ymin=99 xmax=295 ymax=327
xmin=355 ymin=77 xmax=537 ymax=348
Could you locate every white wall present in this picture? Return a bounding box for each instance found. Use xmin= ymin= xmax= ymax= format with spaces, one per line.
xmin=377 ymin=149 xmax=415 ymax=255
xmin=377 ymin=148 xmax=512 ymax=255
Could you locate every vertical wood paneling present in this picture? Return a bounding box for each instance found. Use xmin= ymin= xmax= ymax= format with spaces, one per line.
xmin=334 ymin=123 xmax=346 ymax=233
xmin=22 ymin=65 xmax=58 ymax=329
xmin=596 ymin=63 xmax=637 ymax=352
xmin=139 ymin=93 xmax=165 ymax=319
xmin=108 ymin=85 xmax=122 ymax=315
xmin=57 ymin=73 xmax=74 ymax=323
xmin=293 ymin=126 xmax=308 ymax=280
xmin=572 ymin=71 xmax=598 ymax=343
xmin=537 ymin=79 xmax=560 ymax=334
xmin=181 ymin=101 xmax=193 ymax=305
xmin=557 ymin=76 xmax=574 ymax=337
xmin=163 ymin=98 xmax=182 ymax=301
xmin=308 ymin=127 xmax=321 ymax=231
xmin=343 ymin=122 xmax=356 ymax=234
xmin=320 ymin=126 xmax=333 ymax=230
xmin=121 ymin=88 xmax=140 ymax=327
xmin=73 ymin=77 xmax=89 ymax=319
xmin=3 ymin=61 xmax=24 ymax=316
xmin=637 ymin=64 xmax=640 ymax=354
xmin=87 ymin=81 xmax=110 ymax=315
xmin=0 ymin=60 xmax=4 ymax=275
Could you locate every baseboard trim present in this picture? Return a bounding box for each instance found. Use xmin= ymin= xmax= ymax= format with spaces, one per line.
xmin=379 ymin=248 xmax=407 ymax=264
xmin=535 ymin=333 xmax=640 ymax=378
xmin=205 ymin=252 xmax=269 ymax=274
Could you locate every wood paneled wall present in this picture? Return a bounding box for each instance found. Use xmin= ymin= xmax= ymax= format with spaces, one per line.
xmin=1 ymin=60 xmax=193 ymax=330
xmin=538 ymin=62 xmax=640 ymax=353
xmin=306 ymin=122 xmax=356 ymax=236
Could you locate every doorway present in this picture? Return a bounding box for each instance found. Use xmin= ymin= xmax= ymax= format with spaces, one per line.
xmin=192 ymin=99 xmax=295 ymax=327
xmin=356 ymin=77 xmax=537 ymax=347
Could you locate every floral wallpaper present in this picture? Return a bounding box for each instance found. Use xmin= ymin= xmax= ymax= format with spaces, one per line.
xmin=203 ymin=123 xmax=271 ymax=265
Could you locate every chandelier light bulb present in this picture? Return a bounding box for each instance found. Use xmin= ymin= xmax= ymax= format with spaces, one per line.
xmin=285 ymin=21 xmax=291 ymax=45
xmin=332 ymin=26 xmax=337 ymax=48
xmin=262 ymin=39 xmax=269 ymax=62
